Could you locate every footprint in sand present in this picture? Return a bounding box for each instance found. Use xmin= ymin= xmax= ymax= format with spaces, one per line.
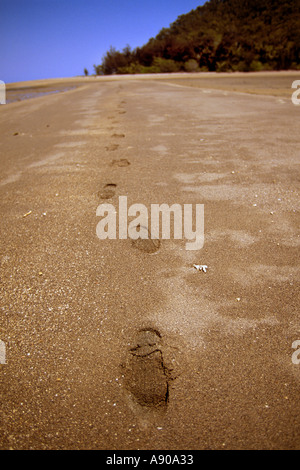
xmin=105 ymin=144 xmax=119 ymax=151
xmin=122 ymin=328 xmax=171 ymax=408
xmin=111 ymin=133 xmax=125 ymax=138
xmin=111 ymin=158 xmax=130 ymax=167
xmin=98 ymin=183 xmax=117 ymax=199
xmin=130 ymin=225 xmax=160 ymax=254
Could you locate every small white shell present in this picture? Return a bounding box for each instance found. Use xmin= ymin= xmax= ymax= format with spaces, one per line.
xmin=193 ymin=264 xmax=208 ymax=273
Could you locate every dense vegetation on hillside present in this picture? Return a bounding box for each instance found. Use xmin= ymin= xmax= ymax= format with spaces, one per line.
xmin=93 ymin=0 xmax=300 ymax=75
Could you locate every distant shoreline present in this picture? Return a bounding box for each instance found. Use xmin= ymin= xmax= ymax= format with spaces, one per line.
xmin=5 ymin=70 xmax=299 ymax=87
xmin=4 ymin=70 xmax=299 ymax=101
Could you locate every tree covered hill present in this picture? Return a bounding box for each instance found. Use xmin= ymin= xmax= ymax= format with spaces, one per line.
xmin=94 ymin=0 xmax=300 ymax=75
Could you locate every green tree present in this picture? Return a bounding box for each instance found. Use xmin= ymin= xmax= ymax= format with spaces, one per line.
xmin=94 ymin=0 xmax=300 ymax=75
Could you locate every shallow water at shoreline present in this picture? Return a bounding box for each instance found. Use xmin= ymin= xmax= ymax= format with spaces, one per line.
xmin=6 ymin=85 xmax=77 ymax=103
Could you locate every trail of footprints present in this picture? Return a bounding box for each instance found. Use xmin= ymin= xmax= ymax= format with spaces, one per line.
xmin=99 ymin=101 xmax=129 ymax=201
xmin=98 ymin=97 xmax=175 ymax=412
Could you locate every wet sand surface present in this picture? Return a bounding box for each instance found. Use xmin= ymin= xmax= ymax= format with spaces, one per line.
xmin=6 ymin=85 xmax=77 ymax=104
xmin=0 ymin=73 xmax=299 ymax=449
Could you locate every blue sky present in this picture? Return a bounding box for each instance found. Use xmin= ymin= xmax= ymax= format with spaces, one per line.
xmin=0 ymin=0 xmax=206 ymax=83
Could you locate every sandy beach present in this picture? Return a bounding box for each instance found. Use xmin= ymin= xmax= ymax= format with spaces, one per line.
xmin=0 ymin=71 xmax=299 ymax=450
xmin=6 ymin=70 xmax=299 ymax=96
